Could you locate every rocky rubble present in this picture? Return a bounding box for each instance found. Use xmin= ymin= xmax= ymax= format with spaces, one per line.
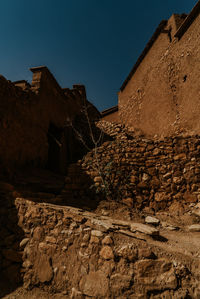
xmin=2 ymin=120 xmax=200 ymax=298
xmin=13 ymin=197 xmax=199 ymax=298
xmin=80 ymin=124 xmax=200 ymax=213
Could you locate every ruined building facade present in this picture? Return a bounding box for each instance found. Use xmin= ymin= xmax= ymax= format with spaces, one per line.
xmin=0 ymin=66 xmax=100 ymax=175
xmin=106 ymin=1 xmax=200 ymax=137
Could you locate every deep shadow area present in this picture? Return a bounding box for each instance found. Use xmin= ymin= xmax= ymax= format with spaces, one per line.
xmin=13 ymin=166 xmax=103 ymax=211
xmin=47 ymin=123 xmax=63 ymax=173
xmin=0 ymin=181 xmax=25 ymax=298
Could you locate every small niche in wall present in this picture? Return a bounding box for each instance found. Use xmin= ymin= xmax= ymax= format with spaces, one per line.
xmin=183 ymin=75 xmax=187 ymax=82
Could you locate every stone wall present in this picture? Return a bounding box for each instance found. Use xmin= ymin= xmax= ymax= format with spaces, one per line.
xmin=12 ymin=197 xmax=196 ymax=298
xmin=80 ymin=124 xmax=200 ymax=212
xmin=0 ymin=66 xmax=100 ymax=175
xmin=1 ymin=125 xmax=200 ymax=297
xmin=118 ymin=3 xmax=200 ymax=137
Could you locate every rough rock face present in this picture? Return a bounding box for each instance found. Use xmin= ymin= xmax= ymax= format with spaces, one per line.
xmin=1 ymin=119 xmax=200 ymax=298
xmin=0 ymin=194 xmax=195 ymax=298
xmin=80 ymin=121 xmax=200 ymax=213
xmin=1 ymin=169 xmax=200 ymax=298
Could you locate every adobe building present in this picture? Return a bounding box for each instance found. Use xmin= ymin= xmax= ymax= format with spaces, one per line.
xmin=101 ymin=105 xmax=119 ymax=123
xmin=117 ymin=1 xmax=200 ymax=137
xmin=0 ymin=66 xmax=100 ymax=175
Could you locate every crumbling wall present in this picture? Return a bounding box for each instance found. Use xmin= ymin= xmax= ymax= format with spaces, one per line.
xmin=118 ymin=9 xmax=200 ymax=137
xmin=0 ymin=67 xmax=100 ymax=175
xmin=14 ymin=198 xmax=195 ymax=298
xmin=80 ymin=124 xmax=200 ymax=212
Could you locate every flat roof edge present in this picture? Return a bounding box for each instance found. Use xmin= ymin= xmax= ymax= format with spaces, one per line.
xmin=174 ymin=0 xmax=200 ymax=39
xmin=101 ymin=105 xmax=118 ymax=117
xmin=120 ymin=20 xmax=167 ymax=92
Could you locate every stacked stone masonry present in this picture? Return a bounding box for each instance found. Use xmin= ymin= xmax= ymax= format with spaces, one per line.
xmin=80 ymin=124 xmax=200 ymax=212
xmin=4 ymin=197 xmax=199 ymax=298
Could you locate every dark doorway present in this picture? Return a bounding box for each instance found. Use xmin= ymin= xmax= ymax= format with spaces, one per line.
xmin=47 ymin=123 xmax=63 ymax=173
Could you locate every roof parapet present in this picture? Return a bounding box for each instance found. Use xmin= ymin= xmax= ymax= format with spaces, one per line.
xmin=174 ymin=0 xmax=200 ymax=39
xmin=120 ymin=20 xmax=167 ymax=91
xmin=101 ymin=105 xmax=118 ymax=117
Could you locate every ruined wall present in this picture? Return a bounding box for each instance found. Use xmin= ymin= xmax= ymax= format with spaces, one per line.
xmin=118 ymin=8 xmax=200 ymax=137
xmin=13 ymin=198 xmax=196 ymax=298
xmin=101 ymin=106 xmax=119 ymax=123
xmin=2 ymin=127 xmax=200 ymax=297
xmin=81 ymin=125 xmax=200 ymax=212
xmin=0 ymin=67 xmax=100 ymax=175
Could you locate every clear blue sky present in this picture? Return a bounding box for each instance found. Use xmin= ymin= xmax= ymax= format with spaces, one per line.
xmin=0 ymin=0 xmax=197 ymax=111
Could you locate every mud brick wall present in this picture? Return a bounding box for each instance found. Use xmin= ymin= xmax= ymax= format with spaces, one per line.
xmin=0 ymin=67 xmax=100 ymax=175
xmin=118 ymin=8 xmax=200 ymax=137
xmin=81 ymin=135 xmax=200 ymax=211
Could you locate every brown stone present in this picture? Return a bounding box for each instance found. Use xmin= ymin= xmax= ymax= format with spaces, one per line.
xmin=33 ymin=226 xmax=44 ymax=241
xmin=116 ymin=245 xmax=138 ymax=262
xmin=168 ymin=201 xmax=185 ymax=215
xmin=130 ymin=176 xmax=137 ymax=184
xmin=79 ymin=271 xmax=109 ymax=297
xmin=150 ymin=176 xmax=160 ymax=188
xmin=154 ymin=192 xmax=166 ymax=202
xmin=122 ymin=197 xmax=133 ymax=207
xmin=183 ymin=191 xmax=197 ymax=203
xmin=100 ymin=246 xmax=114 ymax=260
xmin=102 ymin=235 xmax=113 ymax=245
xmin=134 ymin=259 xmax=177 ymax=291
xmin=90 ymin=236 xmax=100 ymax=244
xmin=138 ymin=247 xmax=156 ymax=260
xmin=35 ymin=253 xmax=53 ymax=283
xmin=130 ymin=223 xmax=159 ymax=236
xmin=174 ymin=153 xmax=187 ymax=161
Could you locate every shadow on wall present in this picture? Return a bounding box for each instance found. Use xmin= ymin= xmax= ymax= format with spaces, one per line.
xmin=0 ymin=182 xmax=25 ymax=298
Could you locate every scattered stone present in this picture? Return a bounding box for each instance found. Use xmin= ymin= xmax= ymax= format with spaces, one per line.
xmin=91 ymin=230 xmax=103 ymax=237
xmin=19 ymin=238 xmax=29 ymax=248
xmin=122 ymin=197 xmax=133 ymax=207
xmin=130 ymin=223 xmax=159 ymax=236
xmin=188 ymin=224 xmax=200 ymax=232
xmin=145 ymin=216 xmax=160 ymax=225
